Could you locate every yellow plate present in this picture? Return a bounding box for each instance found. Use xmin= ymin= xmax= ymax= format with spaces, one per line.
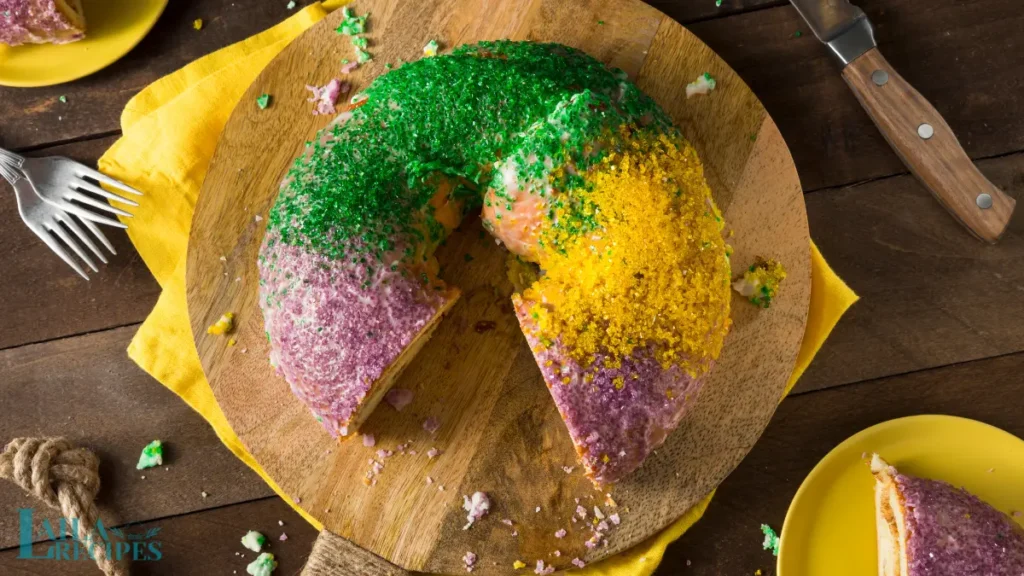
xmin=779 ymin=415 xmax=1024 ymax=575
xmin=0 ymin=0 xmax=168 ymax=88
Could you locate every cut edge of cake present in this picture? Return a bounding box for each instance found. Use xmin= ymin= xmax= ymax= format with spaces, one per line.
xmin=340 ymin=288 xmax=460 ymax=436
xmin=871 ymin=454 xmax=910 ymax=576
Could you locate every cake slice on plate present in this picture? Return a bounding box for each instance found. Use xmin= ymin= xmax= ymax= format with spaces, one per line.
xmin=0 ymin=1 xmax=87 ymax=46
xmin=871 ymin=454 xmax=1024 ymax=576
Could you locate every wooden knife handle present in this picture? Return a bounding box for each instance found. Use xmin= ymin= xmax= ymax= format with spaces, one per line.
xmin=843 ymin=47 xmax=1015 ymax=243
xmin=301 ymin=530 xmax=411 ymax=576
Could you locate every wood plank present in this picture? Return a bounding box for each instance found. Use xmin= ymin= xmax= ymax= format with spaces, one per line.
xmin=0 ymin=0 xmax=310 ymax=151
xmin=0 ymin=326 xmax=274 ymax=550
xmin=649 ymin=0 xmax=785 ymax=23
xmin=0 ymin=0 xmax=783 ymax=153
xmin=688 ymin=0 xmax=1024 ymax=192
xmin=0 ymin=497 xmax=317 ymax=576
xmin=795 ymin=151 xmax=1024 ymax=393
xmin=660 ymin=350 xmax=1024 ymax=575
xmin=0 ymin=136 xmax=159 ymax=351
xmin=5 ymin=350 xmax=1019 ymax=575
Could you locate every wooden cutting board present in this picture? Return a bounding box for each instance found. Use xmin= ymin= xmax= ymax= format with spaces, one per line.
xmin=185 ymin=0 xmax=811 ymax=573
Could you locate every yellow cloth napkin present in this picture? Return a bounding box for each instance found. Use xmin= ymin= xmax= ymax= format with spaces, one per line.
xmin=98 ymin=3 xmax=858 ymax=573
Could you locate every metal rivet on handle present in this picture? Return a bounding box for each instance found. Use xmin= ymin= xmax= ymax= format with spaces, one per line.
xmin=918 ymin=123 xmax=934 ymax=139
xmin=977 ymin=193 xmax=993 ymax=210
xmin=871 ymin=70 xmax=889 ymax=86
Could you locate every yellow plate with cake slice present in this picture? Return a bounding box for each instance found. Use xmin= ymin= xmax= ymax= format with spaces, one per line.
xmin=779 ymin=415 xmax=1024 ymax=576
xmin=0 ymin=0 xmax=167 ymax=87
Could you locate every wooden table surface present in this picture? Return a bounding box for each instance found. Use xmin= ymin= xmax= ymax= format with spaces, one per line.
xmin=0 ymin=0 xmax=1021 ymax=574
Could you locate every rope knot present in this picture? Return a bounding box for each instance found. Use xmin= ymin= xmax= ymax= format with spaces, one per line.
xmin=0 ymin=438 xmax=100 ymax=509
xmin=0 ymin=437 xmax=127 ymax=576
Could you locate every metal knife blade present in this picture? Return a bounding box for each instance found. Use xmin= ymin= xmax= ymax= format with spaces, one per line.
xmin=790 ymin=0 xmax=876 ymax=65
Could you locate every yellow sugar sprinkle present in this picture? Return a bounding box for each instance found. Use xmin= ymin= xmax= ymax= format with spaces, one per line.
xmin=193 ymin=18 xmax=203 ymax=30
xmin=513 ymin=560 xmax=526 ymax=569
xmin=666 ymin=389 xmax=674 ymax=400
xmin=561 ymin=376 xmax=571 ymax=385
xmin=601 ymin=454 xmax=610 ymax=463
xmin=523 ymin=133 xmax=731 ymax=377
xmin=613 ymin=376 xmax=625 ymax=390
xmin=227 ymin=338 xmax=237 ymax=347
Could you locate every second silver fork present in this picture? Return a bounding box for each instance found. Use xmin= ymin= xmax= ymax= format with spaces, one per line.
xmin=1 ymin=162 xmax=116 ymax=281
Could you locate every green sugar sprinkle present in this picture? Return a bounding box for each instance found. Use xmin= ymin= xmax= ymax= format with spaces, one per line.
xmin=794 ymin=30 xmax=803 ymax=38
xmin=256 ymin=94 xmax=271 ymax=109
xmin=286 ymin=1 xmax=296 ymax=9
xmin=268 ymin=41 xmax=672 ymax=268
xmin=715 ymin=0 xmax=723 ymax=6
xmin=351 ymin=36 xmax=368 ymax=49
xmin=136 ymin=440 xmax=163 ymax=470
xmin=58 ymin=95 xmax=67 ymax=103
xmin=355 ymin=47 xmax=372 ymax=63
xmin=760 ymin=524 xmax=780 ymax=557
xmin=597 ymin=20 xmax=604 ymax=25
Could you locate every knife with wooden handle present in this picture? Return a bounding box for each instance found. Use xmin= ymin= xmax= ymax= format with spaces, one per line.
xmin=789 ymin=0 xmax=1015 ymax=243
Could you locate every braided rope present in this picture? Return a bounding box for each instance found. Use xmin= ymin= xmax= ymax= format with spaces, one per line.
xmin=0 ymin=438 xmax=129 ymax=576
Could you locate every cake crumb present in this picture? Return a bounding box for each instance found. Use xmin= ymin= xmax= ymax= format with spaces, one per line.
xmin=241 ymin=531 xmax=266 ymax=553
xmin=734 ymin=258 xmax=787 ymax=308
xmin=207 ymin=313 xmax=235 ymax=335
xmin=136 ymin=440 xmax=163 ymax=470
xmin=385 ymin=388 xmax=414 ymax=411
xmin=246 ymin=552 xmax=277 ymax=576
xmin=423 ymin=417 xmax=441 ymax=434
xmin=463 ymin=551 xmax=477 ymax=572
xmin=685 ymin=72 xmax=716 ymax=98
xmin=463 ymin=492 xmax=491 ymax=530
xmin=761 ymin=524 xmax=781 ymax=557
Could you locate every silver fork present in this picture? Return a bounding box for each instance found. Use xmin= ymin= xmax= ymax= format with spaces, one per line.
xmin=0 ymin=147 xmax=142 ymax=228
xmin=2 ymin=163 xmax=115 ymax=281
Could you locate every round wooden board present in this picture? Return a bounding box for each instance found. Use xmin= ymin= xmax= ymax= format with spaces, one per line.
xmin=185 ymin=0 xmax=811 ymax=573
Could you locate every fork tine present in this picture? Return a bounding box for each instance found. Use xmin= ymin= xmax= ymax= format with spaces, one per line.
xmin=77 ymin=215 xmax=117 ymax=255
xmin=58 ymin=213 xmax=108 ymax=265
xmin=47 ymin=220 xmax=98 ymax=272
xmin=78 ymin=166 xmax=143 ymax=196
xmin=74 ymin=179 xmax=139 ymax=207
xmin=59 ymin=202 xmax=127 ymax=228
xmin=35 ymin=226 xmax=89 ymax=280
xmin=67 ymin=191 xmax=134 ymax=218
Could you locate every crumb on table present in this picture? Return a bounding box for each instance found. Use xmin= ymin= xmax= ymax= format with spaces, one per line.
xmin=136 ymin=440 xmax=163 ymax=470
